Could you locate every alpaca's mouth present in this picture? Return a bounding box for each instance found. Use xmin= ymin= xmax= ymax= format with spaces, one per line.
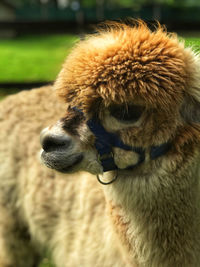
xmin=58 ymin=154 xmax=83 ymax=173
xmin=41 ymin=150 xmax=83 ymax=173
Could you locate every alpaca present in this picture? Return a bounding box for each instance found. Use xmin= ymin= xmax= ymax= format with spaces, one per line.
xmin=1 ymin=21 xmax=200 ymax=267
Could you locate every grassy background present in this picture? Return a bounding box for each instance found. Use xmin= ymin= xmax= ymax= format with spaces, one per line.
xmin=184 ymin=37 xmax=200 ymax=51
xmin=0 ymin=34 xmax=78 ymax=83
xmin=0 ymin=34 xmax=200 ymax=267
xmin=0 ymin=34 xmax=200 ymax=84
xmin=40 ymin=258 xmax=54 ymax=267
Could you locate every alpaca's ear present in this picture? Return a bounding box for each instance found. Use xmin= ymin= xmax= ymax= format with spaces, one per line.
xmin=180 ymin=94 xmax=200 ymax=123
xmin=180 ymin=49 xmax=200 ymax=123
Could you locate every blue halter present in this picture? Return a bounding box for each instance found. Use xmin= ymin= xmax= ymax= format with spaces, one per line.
xmin=73 ymin=107 xmax=171 ymax=172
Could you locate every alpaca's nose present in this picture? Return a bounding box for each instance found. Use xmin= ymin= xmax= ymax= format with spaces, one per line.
xmin=40 ymin=129 xmax=72 ymax=152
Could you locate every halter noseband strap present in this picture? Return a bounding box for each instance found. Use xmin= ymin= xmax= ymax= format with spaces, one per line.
xmin=87 ymin=118 xmax=146 ymax=172
xmin=73 ymin=107 xmax=171 ymax=173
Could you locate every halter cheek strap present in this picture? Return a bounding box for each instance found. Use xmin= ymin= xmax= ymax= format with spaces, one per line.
xmin=87 ymin=118 xmax=171 ymax=172
xmin=73 ymin=107 xmax=171 ymax=173
xmin=87 ymin=118 xmax=145 ymax=172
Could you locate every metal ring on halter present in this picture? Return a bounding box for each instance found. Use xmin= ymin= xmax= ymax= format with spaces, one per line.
xmin=96 ymin=170 xmax=118 ymax=185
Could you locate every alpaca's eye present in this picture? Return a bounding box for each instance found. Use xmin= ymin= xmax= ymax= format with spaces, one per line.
xmin=109 ymin=104 xmax=144 ymax=123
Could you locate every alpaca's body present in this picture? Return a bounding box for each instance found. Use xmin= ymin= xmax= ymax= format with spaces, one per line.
xmin=0 ymin=87 xmax=127 ymax=267
xmin=1 ymin=22 xmax=200 ymax=267
xmin=1 ymin=87 xmax=200 ymax=267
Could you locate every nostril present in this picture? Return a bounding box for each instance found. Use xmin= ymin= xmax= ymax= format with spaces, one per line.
xmin=41 ymin=135 xmax=71 ymax=152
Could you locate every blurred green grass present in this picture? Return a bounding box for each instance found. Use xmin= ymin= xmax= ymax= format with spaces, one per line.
xmin=0 ymin=34 xmax=78 ymax=82
xmin=39 ymin=258 xmax=54 ymax=267
xmin=184 ymin=37 xmax=200 ymax=51
xmin=0 ymin=35 xmax=199 ymax=84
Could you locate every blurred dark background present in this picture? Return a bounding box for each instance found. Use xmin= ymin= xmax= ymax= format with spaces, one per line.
xmin=1 ymin=0 xmax=200 ymax=37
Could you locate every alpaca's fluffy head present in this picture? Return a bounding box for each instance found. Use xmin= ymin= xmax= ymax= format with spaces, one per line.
xmin=56 ymin=21 xmax=194 ymax=110
xmin=41 ymin=21 xmax=200 ymax=175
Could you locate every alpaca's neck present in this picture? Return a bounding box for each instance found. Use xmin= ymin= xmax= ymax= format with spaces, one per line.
xmin=103 ymin=158 xmax=200 ymax=267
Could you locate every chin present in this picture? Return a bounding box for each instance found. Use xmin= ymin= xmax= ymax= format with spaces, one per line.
xmin=41 ymin=150 xmax=84 ymax=173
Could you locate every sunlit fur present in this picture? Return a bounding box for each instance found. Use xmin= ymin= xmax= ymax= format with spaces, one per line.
xmin=57 ymin=21 xmax=190 ymax=109
xmin=1 ymin=21 xmax=200 ymax=267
